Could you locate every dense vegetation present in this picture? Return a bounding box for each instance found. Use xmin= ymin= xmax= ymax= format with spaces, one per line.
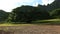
xmin=0 ymin=10 xmax=9 ymax=23
xmin=0 ymin=0 xmax=60 ymax=24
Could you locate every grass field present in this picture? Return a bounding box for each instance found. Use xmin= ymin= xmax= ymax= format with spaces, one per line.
xmin=0 ymin=19 xmax=60 ymax=34
xmin=32 ymin=19 xmax=60 ymax=25
xmin=0 ymin=19 xmax=60 ymax=26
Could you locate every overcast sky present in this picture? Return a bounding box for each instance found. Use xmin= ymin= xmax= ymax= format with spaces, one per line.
xmin=0 ymin=0 xmax=54 ymax=12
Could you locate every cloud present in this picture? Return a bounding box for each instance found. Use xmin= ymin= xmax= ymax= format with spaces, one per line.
xmin=48 ymin=0 xmax=55 ymax=4
xmin=0 ymin=0 xmax=54 ymax=12
xmin=16 ymin=0 xmax=39 ymax=7
xmin=0 ymin=0 xmax=18 ymax=12
xmin=0 ymin=0 xmax=40 ymax=12
xmin=42 ymin=0 xmax=54 ymax=5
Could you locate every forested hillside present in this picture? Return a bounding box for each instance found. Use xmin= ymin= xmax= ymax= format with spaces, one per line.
xmin=47 ymin=0 xmax=60 ymax=11
xmin=0 ymin=0 xmax=60 ymax=24
xmin=0 ymin=10 xmax=9 ymax=22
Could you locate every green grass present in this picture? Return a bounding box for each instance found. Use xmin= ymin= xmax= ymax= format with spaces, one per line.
xmin=0 ymin=23 xmax=33 ymax=26
xmin=33 ymin=19 xmax=60 ymax=25
xmin=35 ymin=19 xmax=60 ymax=22
xmin=0 ymin=19 xmax=60 ymax=26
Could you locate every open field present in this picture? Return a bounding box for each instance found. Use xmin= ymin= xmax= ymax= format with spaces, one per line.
xmin=0 ymin=24 xmax=60 ymax=34
xmin=0 ymin=19 xmax=60 ymax=34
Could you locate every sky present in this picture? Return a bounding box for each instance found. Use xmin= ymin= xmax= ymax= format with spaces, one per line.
xmin=0 ymin=0 xmax=54 ymax=12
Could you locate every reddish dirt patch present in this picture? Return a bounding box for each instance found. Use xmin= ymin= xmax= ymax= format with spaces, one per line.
xmin=0 ymin=25 xmax=60 ymax=34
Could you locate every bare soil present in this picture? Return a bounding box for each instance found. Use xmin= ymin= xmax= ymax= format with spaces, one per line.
xmin=0 ymin=25 xmax=60 ymax=34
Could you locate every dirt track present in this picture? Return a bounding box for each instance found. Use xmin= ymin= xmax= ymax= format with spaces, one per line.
xmin=0 ymin=25 xmax=60 ymax=34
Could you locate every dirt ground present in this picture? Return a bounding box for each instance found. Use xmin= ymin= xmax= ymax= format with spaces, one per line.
xmin=0 ymin=25 xmax=60 ymax=34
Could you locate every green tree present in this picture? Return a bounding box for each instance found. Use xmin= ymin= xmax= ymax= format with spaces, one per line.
xmin=11 ymin=5 xmax=35 ymax=23
xmin=50 ymin=8 xmax=60 ymax=18
xmin=0 ymin=10 xmax=9 ymax=23
xmin=10 ymin=5 xmax=50 ymax=23
xmin=36 ymin=5 xmax=50 ymax=19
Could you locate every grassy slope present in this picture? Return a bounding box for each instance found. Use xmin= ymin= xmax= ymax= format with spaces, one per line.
xmin=34 ymin=19 xmax=60 ymax=22
xmin=0 ymin=19 xmax=60 ymax=26
xmin=33 ymin=19 xmax=60 ymax=24
xmin=0 ymin=24 xmax=33 ymax=26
